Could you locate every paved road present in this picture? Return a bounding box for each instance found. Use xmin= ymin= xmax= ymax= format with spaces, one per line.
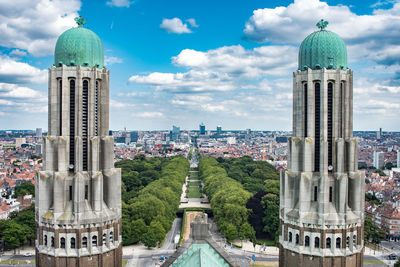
xmin=161 ymin=218 xmax=181 ymax=250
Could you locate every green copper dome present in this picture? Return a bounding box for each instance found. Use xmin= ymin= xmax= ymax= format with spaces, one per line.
xmin=54 ymin=16 xmax=104 ymax=68
xmin=298 ymin=20 xmax=347 ymax=70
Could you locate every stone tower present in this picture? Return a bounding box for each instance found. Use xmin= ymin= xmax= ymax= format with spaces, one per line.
xmin=279 ymin=20 xmax=365 ymax=267
xmin=35 ymin=16 xmax=122 ymax=267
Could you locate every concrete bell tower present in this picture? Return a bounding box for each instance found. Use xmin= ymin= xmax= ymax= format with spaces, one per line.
xmin=279 ymin=20 xmax=365 ymax=267
xmin=35 ymin=16 xmax=122 ymax=267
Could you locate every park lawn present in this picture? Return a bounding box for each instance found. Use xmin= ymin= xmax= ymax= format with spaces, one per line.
xmin=189 ymin=172 xmax=199 ymax=179
xmin=122 ymin=259 xmax=128 ymax=267
xmin=187 ymin=186 xmax=203 ymax=198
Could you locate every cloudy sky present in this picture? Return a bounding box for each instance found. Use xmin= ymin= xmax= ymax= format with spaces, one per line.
xmin=0 ymin=0 xmax=399 ymax=131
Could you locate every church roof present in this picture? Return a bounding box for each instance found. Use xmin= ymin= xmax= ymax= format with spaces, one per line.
xmin=54 ymin=16 xmax=104 ymax=68
xmin=171 ymin=243 xmax=230 ymax=267
xmin=298 ymin=19 xmax=347 ymax=70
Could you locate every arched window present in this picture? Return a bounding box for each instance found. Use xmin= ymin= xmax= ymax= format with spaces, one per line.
xmin=60 ymin=237 xmax=65 ymax=248
xmin=295 ymin=234 xmax=299 ymax=245
xmin=289 ymin=232 xmax=293 ymax=242
xmin=305 ymin=236 xmax=310 ymax=247
xmin=110 ymin=231 xmax=113 ymax=243
xmin=69 ymin=79 xmax=75 ymax=170
xmin=82 ymin=80 xmax=88 ymax=171
xmin=314 ymin=82 xmax=320 ymax=172
xmin=51 ymin=236 xmax=55 ymax=248
xmin=336 ymin=237 xmax=341 ymax=248
xmin=103 ymin=233 xmax=107 ymax=244
xmin=346 ymin=236 xmax=350 ymax=248
xmin=92 ymin=235 xmax=97 ymax=247
xmin=314 ymin=237 xmax=320 ymax=248
xmin=71 ymin=237 xmax=76 ymax=249
xmin=326 ymin=237 xmax=331 ymax=248
xmin=353 ymin=235 xmax=357 ymax=246
xmin=327 ymin=82 xmax=333 ymax=169
xmin=82 ymin=236 xmax=88 ymax=248
xmin=340 ymin=82 xmax=344 ymax=138
xmin=44 ymin=235 xmax=48 ymax=246
xmin=304 ymin=83 xmax=308 ymax=137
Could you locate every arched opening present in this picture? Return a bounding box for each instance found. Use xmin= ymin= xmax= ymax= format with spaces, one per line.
xmin=51 ymin=236 xmax=54 ymax=248
xmin=60 ymin=237 xmax=65 ymax=249
xmin=340 ymin=82 xmax=344 ymax=138
xmin=336 ymin=237 xmax=341 ymax=248
xmin=95 ymin=81 xmax=99 ymax=136
xmin=110 ymin=231 xmax=114 ymax=243
xmin=314 ymin=82 xmax=320 ymax=172
xmin=346 ymin=236 xmax=350 ymax=248
xmin=353 ymin=235 xmax=357 ymax=246
xmin=305 ymin=236 xmax=310 ymax=247
xmin=314 ymin=237 xmax=320 ymax=248
xmin=82 ymin=236 xmax=88 ymax=248
xmin=71 ymin=237 xmax=76 ymax=249
xmin=289 ymin=232 xmax=293 ymax=242
xmin=296 ymin=234 xmax=299 ymax=245
xmin=44 ymin=235 xmax=48 ymax=246
xmin=326 ymin=237 xmax=331 ymax=248
xmin=92 ymin=235 xmax=98 ymax=247
xmin=103 ymin=233 xmax=107 ymax=244
xmin=59 ymin=79 xmax=62 ymax=135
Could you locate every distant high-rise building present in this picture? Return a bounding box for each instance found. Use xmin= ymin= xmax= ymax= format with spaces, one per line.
xmin=380 ymin=127 xmax=382 ymax=137
xmin=170 ymin=125 xmax=180 ymax=141
xmin=280 ymin=20 xmax=364 ymax=267
xmin=377 ymin=130 xmax=381 ymax=140
xmin=216 ymin=126 xmax=222 ymax=135
xmin=36 ymin=17 xmax=122 ymax=267
xmin=36 ymin=128 xmax=42 ymax=138
xmin=397 ymin=151 xmax=400 ymax=168
xmin=199 ymin=123 xmax=206 ymax=135
xmin=130 ymin=131 xmax=138 ymax=143
xmin=373 ymin=151 xmax=385 ymax=169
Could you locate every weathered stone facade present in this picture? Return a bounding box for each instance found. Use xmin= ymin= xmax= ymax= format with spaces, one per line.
xmin=279 ymin=24 xmax=365 ymax=267
xmin=35 ymin=22 xmax=122 ymax=267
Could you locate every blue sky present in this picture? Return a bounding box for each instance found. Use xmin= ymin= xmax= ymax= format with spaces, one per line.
xmin=0 ymin=0 xmax=399 ymax=131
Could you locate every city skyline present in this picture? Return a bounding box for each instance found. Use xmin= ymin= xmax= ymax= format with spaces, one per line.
xmin=0 ymin=0 xmax=400 ymax=131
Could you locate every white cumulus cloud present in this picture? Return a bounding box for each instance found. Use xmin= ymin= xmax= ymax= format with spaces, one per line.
xmin=0 ymin=56 xmax=47 ymax=84
xmin=0 ymin=0 xmax=80 ymax=57
xmin=106 ymin=0 xmax=132 ymax=7
xmin=160 ymin=18 xmax=192 ymax=34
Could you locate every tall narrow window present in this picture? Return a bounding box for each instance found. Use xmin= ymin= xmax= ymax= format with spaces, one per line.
xmin=304 ymin=83 xmax=308 ymax=137
xmin=305 ymin=236 xmax=310 ymax=247
xmin=328 ymin=82 xmax=333 ymax=169
xmin=95 ymin=81 xmax=99 ymax=136
xmin=71 ymin=237 xmax=76 ymax=249
xmin=326 ymin=237 xmax=331 ymax=248
xmin=314 ymin=82 xmax=320 ymax=171
xmin=69 ymin=185 xmax=73 ymax=201
xmin=51 ymin=236 xmax=55 ymax=247
xmin=110 ymin=231 xmax=113 ymax=243
xmin=289 ymin=232 xmax=293 ymax=242
xmin=85 ymin=184 xmax=88 ymax=200
xmin=59 ymin=79 xmax=62 ymax=136
xmin=314 ymin=186 xmax=318 ymax=201
xmin=353 ymin=235 xmax=357 ymax=246
xmin=296 ymin=234 xmax=299 ymax=245
xmin=82 ymin=237 xmax=88 ymax=248
xmin=329 ymin=186 xmax=333 ymax=202
xmin=92 ymin=235 xmax=98 ymax=247
xmin=315 ymin=237 xmax=320 ymax=248
xmin=82 ymin=80 xmax=88 ymax=171
xmin=60 ymin=237 xmax=65 ymax=248
xmin=336 ymin=237 xmax=341 ymax=248
xmin=69 ymin=80 xmax=75 ymax=170
xmin=44 ymin=235 xmax=48 ymax=246
xmin=346 ymin=236 xmax=350 ymax=248
xmin=340 ymin=82 xmax=344 ymax=138
xmin=102 ymin=234 xmax=107 ymax=245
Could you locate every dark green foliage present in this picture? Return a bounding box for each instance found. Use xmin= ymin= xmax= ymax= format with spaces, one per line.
xmin=246 ymin=191 xmax=267 ymax=238
xmin=364 ymin=216 xmax=386 ymax=244
xmin=0 ymin=205 xmax=35 ymax=250
xmin=199 ymin=157 xmax=254 ymax=241
xmin=365 ymin=193 xmax=381 ymax=205
xmin=261 ymin=193 xmax=280 ymax=245
xmin=216 ymin=156 xmax=279 ymax=194
xmin=13 ymin=182 xmax=35 ymax=197
xmin=120 ymin=156 xmax=189 ymax=246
